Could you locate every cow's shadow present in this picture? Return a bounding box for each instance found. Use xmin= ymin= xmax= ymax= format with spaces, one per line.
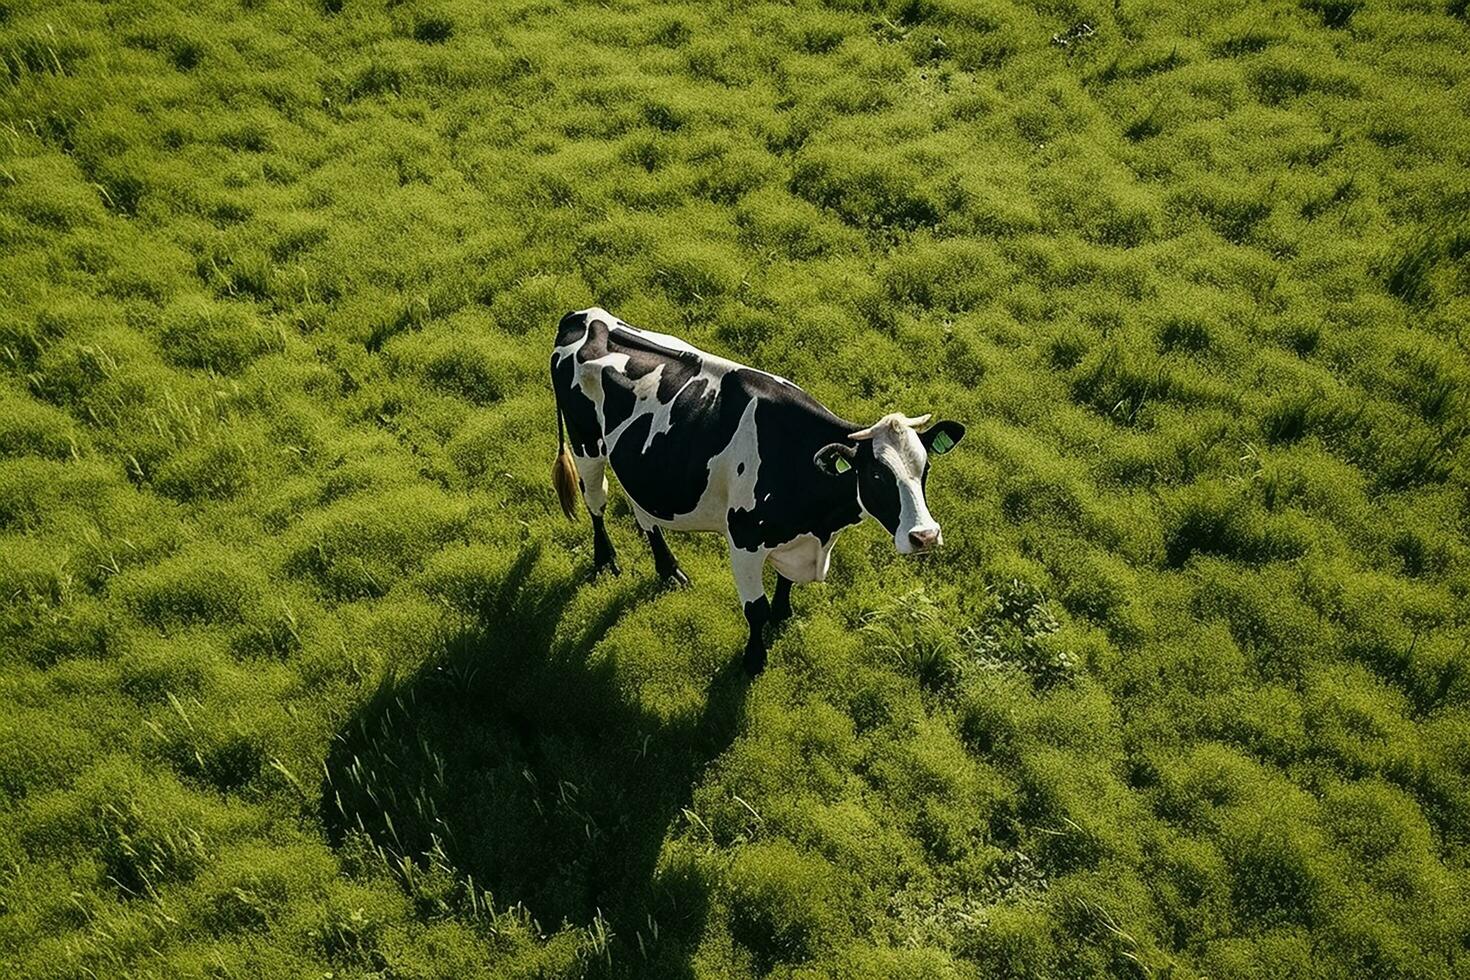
xmin=321 ymin=544 xmax=747 ymax=976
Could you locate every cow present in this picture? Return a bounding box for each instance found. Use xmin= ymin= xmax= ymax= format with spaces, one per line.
xmin=549 ymin=307 xmax=965 ymax=675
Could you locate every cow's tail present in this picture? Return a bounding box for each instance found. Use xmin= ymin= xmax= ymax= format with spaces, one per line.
xmin=552 ymin=402 xmax=580 ymax=521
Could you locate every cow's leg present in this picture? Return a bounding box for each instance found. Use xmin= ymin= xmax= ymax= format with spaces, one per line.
xmin=728 ymin=542 xmax=769 ymax=675
xmin=645 ymin=527 xmax=690 ymax=587
xmin=771 ymin=573 xmax=794 ymax=625
xmin=590 ymin=515 xmax=620 ymax=576
xmin=573 ymin=451 xmax=620 ymax=576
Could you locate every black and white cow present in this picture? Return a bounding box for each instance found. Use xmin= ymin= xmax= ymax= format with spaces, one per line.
xmin=550 ymin=307 xmax=964 ymax=675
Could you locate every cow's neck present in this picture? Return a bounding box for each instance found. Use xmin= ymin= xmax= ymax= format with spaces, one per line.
xmin=801 ymin=411 xmax=869 ymax=536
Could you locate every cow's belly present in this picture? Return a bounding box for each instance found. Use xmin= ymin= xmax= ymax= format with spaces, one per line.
xmin=630 ymin=497 xmax=728 ymax=533
xmin=768 ymin=533 xmax=834 ymax=584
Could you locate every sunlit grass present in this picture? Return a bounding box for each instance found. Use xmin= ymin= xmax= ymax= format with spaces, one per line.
xmin=1 ymin=0 xmax=1467 ymax=976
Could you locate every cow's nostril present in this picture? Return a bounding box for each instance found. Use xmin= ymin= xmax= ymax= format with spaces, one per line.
xmin=909 ymin=528 xmax=939 ymax=550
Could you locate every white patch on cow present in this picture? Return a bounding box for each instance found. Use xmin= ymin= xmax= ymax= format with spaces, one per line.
xmin=727 ymin=540 xmax=768 ymax=606
xmin=570 ymin=451 xmax=610 ymax=516
xmin=864 ymin=414 xmax=941 ymax=554
xmin=626 ymin=497 xmax=657 ymax=532
xmin=769 ymin=532 xmax=835 ymax=583
xmin=609 ymin=316 xmax=703 ymax=357
xmin=600 ymin=362 xmax=665 ymax=450
xmin=579 ymin=351 xmax=632 ymax=434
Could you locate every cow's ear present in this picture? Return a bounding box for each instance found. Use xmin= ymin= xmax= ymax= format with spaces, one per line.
xmin=921 ymin=420 xmax=965 ymax=457
xmin=813 ymin=442 xmax=857 ymax=476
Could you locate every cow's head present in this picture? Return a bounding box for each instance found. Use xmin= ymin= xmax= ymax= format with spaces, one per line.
xmin=813 ymin=413 xmax=966 ymax=554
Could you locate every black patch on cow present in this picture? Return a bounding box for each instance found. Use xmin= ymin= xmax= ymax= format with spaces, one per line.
xmin=601 ymin=353 xmax=672 ymax=435
xmin=609 ymin=369 xmax=750 ymax=521
xmin=590 ymin=513 xmax=620 ymax=575
xmin=645 ymin=527 xmax=687 ymax=583
xmin=601 ymin=364 xmax=637 ymax=434
xmin=727 ymin=372 xmax=862 ymax=551
xmin=855 ymin=443 xmax=903 ymax=535
xmin=608 ymin=326 xmax=703 ymax=404
xmin=555 ymin=310 xmax=589 ymax=347
xmin=551 ymin=313 xmax=603 ymax=457
xmin=573 ymin=314 xmax=608 ymax=362
xmin=771 ymin=574 xmax=793 ymax=623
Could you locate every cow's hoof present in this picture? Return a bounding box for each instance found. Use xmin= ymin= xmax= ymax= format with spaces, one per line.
xmin=743 ymin=645 xmax=767 ymax=676
xmin=590 ymin=557 xmax=621 ymax=579
xmin=664 ymin=568 xmax=691 ymax=589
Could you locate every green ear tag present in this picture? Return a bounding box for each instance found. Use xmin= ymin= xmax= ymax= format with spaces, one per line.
xmin=834 ymin=456 xmax=852 ymax=474
xmin=932 ymin=431 xmax=954 ymax=455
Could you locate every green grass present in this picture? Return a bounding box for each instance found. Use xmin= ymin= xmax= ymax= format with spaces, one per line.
xmin=1 ymin=0 xmax=1468 ymax=976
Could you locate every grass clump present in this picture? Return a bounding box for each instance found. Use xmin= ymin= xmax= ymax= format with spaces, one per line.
xmin=726 ymin=842 xmax=848 ymax=970
xmin=0 ymin=390 xmax=86 ymax=460
xmin=113 ymin=543 xmax=265 ymax=630
xmin=1164 ymin=481 xmax=1310 ymax=568
xmin=155 ymin=295 xmax=279 ymax=375
xmin=790 ymin=150 xmax=941 ymax=233
xmin=284 ymin=487 xmax=470 ymax=601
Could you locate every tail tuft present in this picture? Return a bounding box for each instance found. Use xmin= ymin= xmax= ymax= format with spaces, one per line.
xmin=552 ymin=445 xmax=580 ymax=520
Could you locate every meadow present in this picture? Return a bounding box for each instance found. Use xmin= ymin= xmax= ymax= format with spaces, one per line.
xmin=1 ymin=0 xmax=1468 ymax=976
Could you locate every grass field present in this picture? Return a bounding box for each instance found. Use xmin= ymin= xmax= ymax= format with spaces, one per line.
xmin=2 ymin=0 xmax=1468 ymax=976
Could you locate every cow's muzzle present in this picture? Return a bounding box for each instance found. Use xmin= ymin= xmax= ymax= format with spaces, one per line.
xmin=907 ymin=527 xmax=940 ymax=552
